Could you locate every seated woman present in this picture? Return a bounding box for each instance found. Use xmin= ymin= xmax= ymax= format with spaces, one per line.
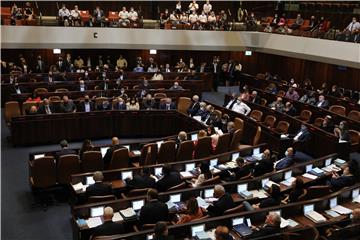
xmin=206 ymin=126 xmax=219 ymax=151
xmin=283 ymin=177 xmax=306 ymax=203
xmin=328 ymin=161 xmax=358 ymax=191
xmin=126 ymin=98 xmax=140 ymax=110
xmin=334 ymin=121 xmax=351 ymax=143
xmin=176 ymin=198 xmax=206 ymax=224
xmin=79 ymin=139 xmax=94 ymax=159
xmin=192 ymin=162 xmax=213 ymax=187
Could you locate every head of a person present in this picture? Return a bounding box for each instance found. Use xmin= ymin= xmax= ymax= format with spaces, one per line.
xmin=145 ymin=93 xmax=152 ymax=100
xmin=79 ymin=80 xmax=85 ymax=85
xmin=199 ymin=102 xmax=207 ymax=110
xmin=319 ymin=95 xmax=325 ymax=101
xmin=165 ymin=98 xmax=172 ymax=104
xmin=293 ymin=177 xmax=304 ymax=190
xmin=311 ymin=15 xmax=315 ymax=20
xmin=285 ymin=147 xmax=294 ymax=157
xmin=236 ymin=97 xmax=242 ymax=104
xmin=122 ymin=6 xmax=126 ymax=11
xmin=265 ymin=212 xmax=281 ymax=227
xmin=285 ymin=102 xmax=292 ymax=108
xmin=29 ymin=105 xmax=37 ymax=114
xmin=297 ymin=13 xmax=301 ymax=18
xmin=352 ymin=17 xmax=357 ymax=23
xmin=93 ymin=171 xmax=104 ymax=182
xmin=192 ymin=95 xmax=199 ymax=102
xmin=63 ymin=95 xmax=69 ymax=103
xmin=215 ymin=226 xmax=230 ymax=240
xmin=269 ymin=184 xmax=281 ymax=197
xmin=178 ymin=131 xmax=187 ymax=142
xmin=187 ymin=197 xmax=199 ymax=215
xmin=82 ymin=139 xmax=92 ymax=150
xmin=142 ymin=167 xmax=151 ymax=176
xmin=339 ymin=121 xmax=348 ymax=132
xmin=236 ymin=157 xmax=245 ymax=167
xmin=60 ymin=139 xmax=68 ymax=149
xmin=74 ymin=5 xmax=78 ymax=10
xmin=43 ymin=98 xmax=50 ymax=106
xmin=111 ymin=137 xmax=120 ymax=145
xmin=147 ymin=188 xmax=159 ymax=201
xmin=227 ymin=121 xmax=235 ymax=132
xmin=84 ymin=95 xmax=90 ymax=102
xmin=198 ymin=130 xmax=207 ymax=139
xmin=103 ymin=207 xmax=114 ymax=221
xmin=251 ymin=90 xmax=257 ymax=97
xmin=162 ymin=164 xmax=172 ymax=176
xmin=206 ymin=105 xmax=214 ymax=112
xmin=173 ymin=82 xmax=180 ymax=88
xmin=276 ymin=97 xmax=282 ymax=103
xmin=213 ymin=185 xmax=225 ymax=198
xmin=262 ymin=149 xmax=271 ymax=160
xmin=154 ymin=221 xmax=168 ymax=237
xmin=300 ymin=124 xmax=307 ymax=131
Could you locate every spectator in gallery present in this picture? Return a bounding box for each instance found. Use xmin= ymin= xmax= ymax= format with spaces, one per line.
xmin=315 ymin=95 xmax=329 ymax=109
xmin=203 ymin=0 xmax=212 ymax=15
xmin=283 ymin=101 xmax=297 ymax=116
xmin=290 ymin=13 xmax=304 ymax=30
xmin=159 ymin=98 xmax=176 ymax=110
xmin=11 ymin=3 xmax=23 ymax=25
xmin=128 ymin=7 xmax=139 ymax=23
xmin=169 ymin=81 xmax=184 ymax=91
xmin=93 ymin=6 xmax=105 ymax=27
xmin=23 ymin=2 xmax=34 ymax=20
xmin=60 ymin=95 xmax=76 ymax=113
xmin=269 ymin=97 xmax=285 ymax=112
xmin=118 ymin=6 xmax=130 ymax=26
xmin=152 ymin=70 xmax=164 ymax=80
xmin=127 ymin=98 xmax=140 ymax=110
xmin=188 ymin=0 xmax=199 ymax=13
xmin=79 ymin=95 xmax=95 ymax=113
xmin=79 ymin=139 xmax=94 ymax=159
xmin=142 ymin=94 xmax=156 ymax=110
xmin=70 ymin=5 xmax=81 ymax=26
xmin=58 ymin=4 xmax=71 ymax=26
xmin=133 ymin=63 xmax=144 ymax=72
xmin=285 ymin=87 xmax=300 ymax=101
xmin=116 ymin=55 xmax=128 ymax=70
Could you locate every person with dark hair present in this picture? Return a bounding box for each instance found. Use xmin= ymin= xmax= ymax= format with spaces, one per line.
xmin=328 ymin=161 xmax=358 ymax=191
xmin=215 ymin=226 xmax=233 ymax=240
xmin=79 ymin=139 xmax=93 ymax=159
xmin=334 ymin=121 xmax=351 ymax=142
xmin=243 ymin=184 xmax=282 ymax=210
xmin=253 ymin=149 xmax=274 ymax=177
xmin=176 ymin=198 xmax=206 ymax=224
xmin=156 ymin=164 xmax=182 ymax=192
xmin=125 ymin=167 xmax=156 ymax=189
xmin=284 ymin=177 xmax=306 ymax=203
xmin=320 ymin=115 xmax=334 ymax=133
xmin=55 ymin=139 xmax=76 ymax=159
xmin=220 ymin=157 xmax=251 ymax=181
xmin=139 ymin=189 xmax=169 ymax=225
xmin=154 ymin=221 xmax=174 ymax=240
xmin=193 ymin=162 xmax=213 ymax=187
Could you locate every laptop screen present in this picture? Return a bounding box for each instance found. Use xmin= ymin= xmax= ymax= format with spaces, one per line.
xmin=155 ymin=167 xmax=162 ymax=176
xmin=132 ymin=199 xmax=144 ymax=211
xmin=185 ymin=163 xmax=196 ymax=172
xmin=237 ymin=184 xmax=248 ymax=193
xmin=325 ymin=158 xmax=332 ymax=167
xmin=191 ymin=134 xmax=198 ymax=141
xmin=147 ymin=234 xmax=154 ymax=240
xmin=123 ymin=145 xmax=130 ymax=151
xmin=253 ymin=147 xmax=260 ymax=156
xmin=210 ymin=159 xmax=218 ymax=167
xmin=204 ymin=189 xmax=214 ymax=198
xmin=232 ymin=152 xmax=239 ymax=161
xmin=261 ymin=178 xmax=269 ymax=188
xmin=86 ymin=176 xmax=95 ymax=185
xmin=121 ymin=171 xmax=133 ymax=180
xmin=284 ymin=170 xmax=292 ymax=180
xmin=100 ymin=147 xmax=109 ymax=158
xmin=306 ymin=164 xmax=313 ymax=172
xmin=232 ymin=217 xmax=244 ymax=226
xmin=191 ymin=224 xmax=205 ymax=237
xmin=352 ymin=189 xmax=359 ymax=199
xmin=170 ymin=194 xmax=181 ymax=203
xmin=90 ymin=206 xmax=104 ymax=217
xmin=156 ymin=141 xmax=164 ymax=149
xmin=34 ymin=154 xmax=45 ymax=159
xmin=246 ymin=218 xmax=252 ymax=227
xmin=303 ymin=204 xmax=314 ymax=214
xmin=330 ymin=197 xmax=337 ymax=208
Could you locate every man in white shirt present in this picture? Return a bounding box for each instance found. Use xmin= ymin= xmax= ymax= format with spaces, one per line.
xmin=189 ymin=11 xmax=198 ymax=24
xmin=345 ymin=17 xmax=360 ymax=34
xmin=164 ymin=63 xmax=171 ymax=73
xmin=188 ymin=0 xmax=199 ymax=13
xmin=231 ymin=97 xmax=251 ymax=115
xmin=70 ymin=5 xmax=81 ymax=26
xmin=198 ymin=11 xmax=207 ymax=29
xmin=208 ymin=11 xmax=217 ymax=29
xmin=203 ymin=0 xmax=212 ymax=15
xmin=170 ymin=11 xmax=178 ymax=25
xmin=58 ymin=4 xmax=70 ymax=26
xmin=119 ymin=7 xmax=130 ymax=26
xmin=128 ymin=7 xmax=138 ymax=23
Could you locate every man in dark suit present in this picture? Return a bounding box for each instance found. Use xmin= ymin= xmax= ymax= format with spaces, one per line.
xmin=103 ymin=137 xmax=123 ymax=169
xmin=35 ymin=55 xmax=46 ymax=73
xmin=78 ymin=95 xmax=95 ymax=112
xmin=159 ymin=98 xmax=176 ymax=110
xmin=293 ymin=124 xmax=311 ymax=152
xmin=125 ymin=167 xmax=156 ymax=190
xmin=92 ymin=207 xmax=125 ymax=236
xmin=249 ymin=212 xmax=281 ymax=238
xmin=55 ymin=140 xmax=76 ymax=160
xmin=253 ymin=149 xmax=274 ymax=177
xmin=113 ymin=97 xmax=127 ymax=110
xmin=250 ymin=90 xmax=261 ymax=105
xmin=56 ymin=56 xmax=66 ymax=72
xmin=156 ymin=164 xmax=183 ymax=192
xmin=275 ymin=147 xmax=295 ymax=170
xmin=139 ymin=189 xmax=169 ymax=225
xmin=93 ymin=6 xmax=105 ymax=27
xmin=328 ymin=162 xmax=357 ymax=191
xmin=38 ymin=98 xmax=55 ymax=114
xmin=86 ymin=171 xmax=113 ymax=197
xmin=315 ymin=95 xmax=329 ymax=108
xmin=187 ymin=95 xmax=200 ymax=116
xmin=96 ymin=100 xmax=112 ymax=111
xmin=207 ymin=185 xmax=235 ymax=217
xmin=11 ymin=82 xmax=27 ymax=95
xmin=220 ymin=157 xmax=250 ymax=181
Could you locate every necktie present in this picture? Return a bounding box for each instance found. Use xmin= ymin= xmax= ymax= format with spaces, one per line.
xmin=229 ymin=99 xmax=236 ymax=110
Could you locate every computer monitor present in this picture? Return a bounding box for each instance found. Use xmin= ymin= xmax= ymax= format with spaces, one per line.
xmin=330 ymin=197 xmax=337 ymax=208
xmin=121 ymin=171 xmax=133 ymax=180
xmin=253 ymin=147 xmax=260 ymax=156
xmin=101 ymin=147 xmax=109 ymax=158
xmin=303 ymin=204 xmax=314 ymax=214
xmin=325 ymin=158 xmax=332 ymax=167
xmin=204 ymin=189 xmax=214 ymax=198
xmin=261 ymin=178 xmax=269 ymax=188
xmin=306 ymin=164 xmax=313 ymax=172
xmin=284 ymin=170 xmax=292 ymax=180
xmin=86 ymin=176 xmax=95 ymax=185
xmin=90 ymin=206 xmax=104 ymax=217
xmin=34 ymin=154 xmax=45 ymax=159
xmin=246 ymin=218 xmax=252 ymax=227
xmin=154 ymin=167 xmax=162 ymax=176
xmin=232 ymin=152 xmax=239 ymax=161
xmin=132 ymin=199 xmax=145 ymax=211
xmin=185 ymin=163 xmax=196 ymax=172
xmin=191 ymin=224 xmax=205 ymax=237
xmin=147 ymin=234 xmax=154 ymax=240
xmin=352 ymin=189 xmax=359 ymax=199
xmin=237 ymin=184 xmax=248 ymax=193
xmin=123 ymin=145 xmax=130 ymax=151
xmin=170 ymin=194 xmax=181 ymax=203
xmin=210 ymin=159 xmax=218 ymax=167
xmin=156 ymin=141 xmax=164 ymax=149
xmin=191 ymin=134 xmax=197 ymax=141
xmin=232 ymin=217 xmax=244 ymax=226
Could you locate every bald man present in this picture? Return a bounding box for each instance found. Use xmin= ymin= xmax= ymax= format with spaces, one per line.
xmin=250 ymin=212 xmax=281 ymax=238
xmin=92 ymin=207 xmax=125 ymax=236
xmin=274 ymin=147 xmax=295 ymax=170
xmin=187 ymin=95 xmax=200 ymax=116
xmin=86 ymin=171 xmax=112 ymax=197
xmin=103 ymin=137 xmax=124 ymax=169
xmin=207 ymin=185 xmax=235 ymax=217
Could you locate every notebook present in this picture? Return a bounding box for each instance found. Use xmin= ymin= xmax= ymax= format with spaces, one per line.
xmin=72 ymin=182 xmax=84 ymax=191
xmin=86 ymin=217 xmax=103 ymax=228
xmin=233 ymin=218 xmax=252 ymax=237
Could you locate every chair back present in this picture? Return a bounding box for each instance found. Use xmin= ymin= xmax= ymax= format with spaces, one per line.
xmin=313 ymin=117 xmax=324 ymax=127
xmin=57 ymin=154 xmax=81 ymax=184
xmin=154 ymin=93 xmax=167 ymax=99
xmin=214 ymin=133 xmax=230 ymax=155
xmin=233 ymin=117 xmax=244 ymax=131
xmin=177 ymin=97 xmax=192 ymax=114
xmin=200 ymin=175 xmax=221 ymax=186
xmin=349 ymin=130 xmax=360 ymax=146
xmin=123 ymin=188 xmax=150 ymax=198
xmin=49 ymin=96 xmax=61 ymax=102
xmin=298 ymin=110 xmax=312 ymax=122
xmin=55 ymin=88 xmax=69 ymax=93
xmin=347 ymin=110 xmax=360 ymax=122
xmin=176 ymin=140 xmax=194 ymax=162
xmin=275 ymin=121 xmax=290 ymax=134
xmin=250 ymin=110 xmax=263 ymax=122
xmin=34 ymin=88 xmax=48 ymax=95
xmin=109 ymin=148 xmax=129 ymax=170
xmin=22 ymin=101 xmax=38 ymax=115
xmin=194 ymin=136 xmax=212 ymax=159
xmin=5 ymin=101 xmax=21 ymax=123
xmin=229 ymin=129 xmax=243 ymax=150
xmin=224 ymin=204 xmax=244 ymax=214
xmin=277 ymin=90 xmax=285 ymax=97
xmin=30 ymin=156 xmax=57 ymax=188
xmin=252 ymin=126 xmax=262 ymax=145
xmin=140 ymin=143 xmax=157 ymax=166
xmin=329 ymin=105 xmax=346 ymax=116
xmin=88 ymin=195 xmax=116 ymax=204
xmin=108 ymin=11 xmax=119 ymax=21
xmin=168 ymin=181 xmax=186 ymax=191
xmin=263 ymin=115 xmax=277 ymax=128
xmin=303 ymin=185 xmax=330 ymax=200
xmin=157 ymin=141 xmax=176 ymax=164
xmin=260 ymin=98 xmax=267 ymax=106
xmin=81 ymin=151 xmax=103 ymax=172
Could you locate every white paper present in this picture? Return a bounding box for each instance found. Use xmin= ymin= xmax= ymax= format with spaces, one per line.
xmin=86 ymin=217 xmax=103 ymax=228
xmin=250 ymin=190 xmax=268 ymax=199
xmin=112 ymin=212 xmax=123 ymax=222
xmin=302 ymin=173 xmax=318 ymax=180
xmin=353 ymin=195 xmax=360 ymax=203
xmin=72 ymin=182 xmax=84 ymax=191
xmin=281 ymin=177 xmax=296 ymax=187
xmin=196 ymin=197 xmax=210 ymax=209
xmin=166 ymin=201 xmax=176 ymax=209
xmin=132 ymin=150 xmax=141 ymax=155
xmin=287 ymin=219 xmax=299 ymax=227
xmin=180 ymin=171 xmax=194 ymax=178
xmin=331 ymin=205 xmax=352 ymax=215
xmin=120 ymin=208 xmax=136 ymax=218
xmin=325 ymin=210 xmax=340 ymax=218
xmin=305 ymin=211 xmax=326 ymax=223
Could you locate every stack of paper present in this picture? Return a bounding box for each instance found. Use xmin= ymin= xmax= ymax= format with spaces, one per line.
xmin=217 ymin=164 xmax=228 ymax=170
xmin=287 ymin=219 xmax=299 ymax=227
xmin=86 ymin=217 xmax=103 ymax=228
xmin=112 ymin=212 xmax=123 ymax=222
xmin=180 ymin=171 xmax=193 ymax=178
xmin=72 ymin=182 xmax=84 ymax=191
xmin=353 ymin=196 xmax=360 ymax=203
xmin=305 ymin=211 xmax=326 ymax=223
xmin=196 ymin=197 xmax=210 ymax=209
xmin=325 ymin=210 xmax=341 ymax=218
xmin=309 ymin=167 xmax=324 ymax=176
xmin=322 ymin=164 xmax=341 ymax=173
xmin=302 ymin=173 xmax=318 ymax=180
xmin=120 ymin=208 xmax=136 ymax=218
xmin=280 ymin=218 xmax=289 ymax=228
xmin=281 ymin=177 xmax=296 ymax=187
xmin=225 ymin=161 xmax=237 ymax=169
xmin=331 ymin=205 xmax=352 ymax=215
xmin=250 ymin=190 xmax=268 ymax=199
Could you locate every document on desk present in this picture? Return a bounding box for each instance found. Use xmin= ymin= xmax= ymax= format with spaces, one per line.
xmin=305 ymin=211 xmax=326 ymax=223
xmin=180 ymin=171 xmax=193 ymax=178
xmin=166 ymin=201 xmax=176 ymax=210
xmin=287 ymin=219 xmax=299 ymax=228
xmin=86 ymin=217 xmax=103 ymax=228
xmin=281 ymin=177 xmax=296 ymax=187
xmin=250 ymin=190 xmax=268 ymax=199
xmin=120 ymin=208 xmax=136 ymax=218
xmin=72 ymin=182 xmax=84 ymax=191
xmin=196 ymin=197 xmax=210 ymax=209
xmin=322 ymin=164 xmax=341 ymax=173
xmin=302 ymin=173 xmax=318 ymax=180
xmin=325 ymin=210 xmax=341 ymax=218
xmin=132 ymin=150 xmax=141 ymax=156
xmin=331 ymin=205 xmax=352 ymax=215
xmin=112 ymin=212 xmax=123 ymax=222
xmin=353 ymin=196 xmax=360 ymax=203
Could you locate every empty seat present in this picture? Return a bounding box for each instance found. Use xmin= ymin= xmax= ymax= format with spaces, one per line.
xmin=57 ymin=154 xmax=81 ymax=184
xmin=176 ymin=140 xmax=194 ymax=162
xmin=157 ymin=141 xmax=176 ymax=164
xmin=250 ymin=110 xmax=263 ymax=122
xmin=109 ymin=148 xmax=129 ymax=170
xmin=303 ymin=185 xmax=330 ymax=200
xmin=329 ymin=105 xmax=346 ymax=116
xmin=239 ymin=126 xmax=262 ymax=149
xmin=233 ymin=117 xmax=244 ymax=131
xmin=313 ymin=117 xmax=324 ymax=127
xmin=81 ymin=151 xmax=103 ymax=172
xmin=55 ymin=88 xmax=69 ymax=93
xmin=347 ymin=110 xmax=360 ymax=122
xmin=22 ymin=101 xmax=38 ymax=115
xmin=349 ymin=130 xmax=360 ymax=146
xmin=34 ymin=88 xmax=48 ymax=95
xmin=108 ymin=11 xmax=119 ymax=22
xmin=177 ymin=97 xmax=192 ymax=114
xmin=229 ymin=129 xmax=243 ymax=150
xmin=194 ymin=136 xmax=212 ymax=159
xmin=29 ymin=156 xmax=57 ymax=189
xmin=262 ymin=115 xmax=277 ymax=128
xmin=121 ymin=188 xmax=150 ymax=198
xmin=274 ymin=121 xmax=290 ymax=134
xmin=154 ymin=93 xmax=167 ymax=99
xmin=295 ymin=110 xmax=312 ymax=122
xmin=49 ymin=96 xmax=61 ymax=102
xmin=88 ymin=195 xmax=116 ymax=203
xmin=214 ymin=133 xmax=230 ymax=155
xmin=139 ymin=143 xmax=157 ymax=166
xmin=4 ymin=101 xmax=21 ymax=125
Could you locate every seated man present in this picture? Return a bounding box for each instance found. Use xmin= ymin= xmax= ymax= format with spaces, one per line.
xmin=315 ymin=95 xmax=329 ymax=108
xmin=274 ymin=147 xmax=295 ymax=170
xmin=139 ymin=189 xmax=169 ymax=225
xmin=58 ymin=4 xmax=70 ymax=26
xmin=269 ymin=97 xmax=285 ymax=112
xmin=207 ymin=185 xmax=235 ymax=217
xmin=86 ymin=171 xmax=113 ymax=197
xmin=38 ymin=98 xmax=54 ymax=115
xmin=344 ymin=17 xmax=360 ymax=35
xmin=55 ymin=139 xmax=76 ymax=159
xmin=290 ymin=14 xmax=304 ymax=30
xmin=176 ymin=131 xmax=188 ymax=148
xmin=60 ymin=95 xmax=76 ymax=113
xmin=78 ymin=95 xmax=95 ymax=112
xmin=283 ymin=102 xmax=297 ymax=116
xmin=103 ymin=137 xmax=123 ymax=168
xmin=187 ymin=95 xmax=200 ymax=116
xmin=128 ymin=7 xmax=138 ymax=23
xmin=328 ymin=161 xmax=358 ymax=191
xmin=159 ymin=98 xmax=176 ymax=110
xmin=231 ymin=97 xmax=251 ymax=116
xmin=152 ymin=70 xmax=164 ymax=80
xmin=320 ymin=115 xmax=334 ymax=133
xmin=156 ymin=164 xmax=183 ymax=192
xmin=93 ymin=6 xmax=105 ymax=27
xmin=252 ymin=149 xmax=274 ymax=177
xmin=285 ymin=87 xmax=299 ymax=101
xmin=113 ymin=97 xmax=127 ymax=110
xmin=125 ymin=167 xmax=156 ymax=190
xmin=189 ymin=11 xmax=199 ymax=29
xmin=118 ymin=7 xmax=130 ymax=27
xmin=70 ymin=5 xmax=81 ymax=26
xmin=244 ymin=184 xmax=282 ymax=210
xmin=249 ymin=212 xmax=281 ymax=238
xmin=92 ymin=207 xmax=125 ymax=236
xmin=293 ymin=124 xmax=311 ymax=145
xmin=96 ymin=100 xmax=112 ymax=111
xmin=215 ymin=226 xmax=233 ymax=240
xmin=169 ymin=81 xmax=184 ymax=91
xmin=142 ymin=94 xmax=156 ymax=110
xmin=220 ymin=157 xmax=251 ymax=181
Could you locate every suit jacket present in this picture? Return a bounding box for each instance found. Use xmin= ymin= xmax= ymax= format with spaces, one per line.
xmin=207 ymin=193 xmax=234 ymax=217
xmin=250 ymin=95 xmax=261 ymax=105
xmin=250 ymin=224 xmax=281 ymax=238
xmin=159 ymin=102 xmax=176 ymax=110
xmin=187 ymin=101 xmax=200 ymax=116
xmin=103 ymin=144 xmax=124 ymax=168
xmin=139 ymin=199 xmax=169 ymax=225
xmin=55 ymin=148 xmax=77 ymax=160
xmin=92 ymin=221 xmax=125 ymax=237
xmin=38 ymin=104 xmax=55 ymax=114
xmin=231 ymin=164 xmax=251 ymax=180
xmin=156 ymin=171 xmax=182 ymax=192
xmin=294 ymin=129 xmax=311 ymax=143
xmin=142 ymin=99 xmax=156 ymax=110
xmin=329 ymin=175 xmax=356 ymax=191
xmin=125 ymin=174 xmax=156 ymax=189
xmin=315 ymin=100 xmax=329 ymax=109
xmin=35 ymin=60 xmax=46 ymax=73
xmin=113 ymin=102 xmax=127 ymax=110
xmin=275 ymin=156 xmax=295 ymax=170
xmin=259 ymin=195 xmax=282 ymax=208
xmin=78 ymin=101 xmax=95 ymax=112
xmin=60 ymin=101 xmax=76 ymax=113
xmin=86 ymin=182 xmax=113 ymax=197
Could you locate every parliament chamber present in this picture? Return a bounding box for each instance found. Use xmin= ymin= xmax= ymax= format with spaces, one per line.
xmin=1 ymin=1 xmax=360 ymax=240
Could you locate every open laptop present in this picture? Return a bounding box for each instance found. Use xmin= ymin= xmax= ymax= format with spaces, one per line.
xmin=192 ymin=224 xmax=211 ymax=240
xmin=231 ymin=152 xmax=239 ymax=161
xmin=306 ymin=164 xmax=313 ymax=172
xmin=237 ymin=183 xmax=252 ymax=198
xmin=252 ymin=147 xmax=262 ymax=160
xmin=132 ymin=199 xmax=145 ymax=214
xmin=325 ymin=158 xmax=332 ymax=167
xmin=100 ymin=147 xmax=109 ymax=158
xmin=167 ymin=193 xmax=185 ymax=210
xmin=233 ymin=217 xmax=252 ymax=237
xmin=154 ymin=167 xmax=163 ymax=179
xmin=34 ymin=154 xmax=45 ymax=160
xmin=209 ymin=159 xmax=218 ymax=170
xmin=191 ymin=133 xmax=198 ymax=141
xmin=90 ymin=206 xmax=104 ymax=217
xmin=86 ymin=176 xmax=95 ymax=185
xmin=123 ymin=145 xmax=130 ymax=151
xmin=352 ymin=188 xmax=359 ymax=200
xmin=121 ymin=170 xmax=133 ymax=180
